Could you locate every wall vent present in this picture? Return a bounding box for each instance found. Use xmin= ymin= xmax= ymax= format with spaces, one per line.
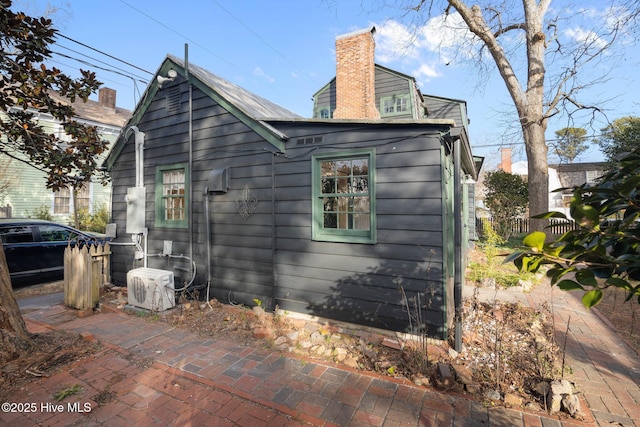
xmin=296 ymin=136 xmax=323 ymax=145
xmin=166 ymin=86 xmax=181 ymax=115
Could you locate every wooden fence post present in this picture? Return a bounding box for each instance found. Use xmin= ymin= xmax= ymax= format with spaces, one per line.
xmin=64 ymin=243 xmax=111 ymax=310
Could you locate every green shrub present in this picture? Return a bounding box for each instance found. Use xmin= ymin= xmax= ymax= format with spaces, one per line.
xmin=73 ymin=204 xmax=110 ymax=233
xmin=29 ymin=204 xmax=53 ymax=221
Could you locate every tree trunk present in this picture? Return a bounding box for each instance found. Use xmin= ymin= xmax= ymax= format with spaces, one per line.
xmin=0 ymin=243 xmax=32 ymax=363
xmin=449 ymin=0 xmax=551 ymax=233
xmin=523 ymin=122 xmax=550 ymax=233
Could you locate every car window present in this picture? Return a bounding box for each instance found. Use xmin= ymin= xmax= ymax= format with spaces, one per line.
xmin=38 ymin=225 xmax=80 ymax=242
xmin=0 ymin=225 xmax=34 ymax=244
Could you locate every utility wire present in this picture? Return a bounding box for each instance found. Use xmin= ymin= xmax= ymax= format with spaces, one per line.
xmin=56 ymin=44 xmax=150 ymax=82
xmin=118 ymin=0 xmax=238 ymax=70
xmin=209 ymin=0 xmax=314 ymax=82
xmin=51 ymin=51 xmax=148 ymax=84
xmin=58 ymin=33 xmax=154 ymax=76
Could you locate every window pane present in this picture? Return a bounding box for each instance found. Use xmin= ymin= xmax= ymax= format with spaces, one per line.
xmin=354 ymin=214 xmax=370 ymax=230
xmin=321 ymin=161 xmax=334 ymax=177
xmin=336 ymin=160 xmax=350 ymax=176
xmin=353 ymin=197 xmax=369 ymax=213
xmin=352 ymin=158 xmax=367 ymax=175
xmin=323 ymin=197 xmax=337 ymax=212
xmin=337 ymin=177 xmax=350 ymax=193
xmin=321 ymin=177 xmax=335 ymax=194
xmin=352 ymin=176 xmax=368 ymax=192
xmin=0 ymin=226 xmax=33 ymax=243
xmin=383 ymin=99 xmax=394 ymax=114
xmin=323 ymin=213 xmax=337 ymax=228
xmin=40 ymin=225 xmax=76 ymax=242
xmin=162 ymin=169 xmax=186 ymax=221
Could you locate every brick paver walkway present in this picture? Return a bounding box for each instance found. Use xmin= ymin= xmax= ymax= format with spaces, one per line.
xmin=3 ymin=284 xmax=639 ymax=426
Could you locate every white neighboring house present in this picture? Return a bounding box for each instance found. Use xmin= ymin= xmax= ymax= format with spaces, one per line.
xmin=496 ymin=148 xmax=606 ymax=221
xmin=547 ymin=162 xmax=606 ymax=219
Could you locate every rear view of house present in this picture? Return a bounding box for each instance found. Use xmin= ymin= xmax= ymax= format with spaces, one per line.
xmin=105 ymin=28 xmax=479 ymax=342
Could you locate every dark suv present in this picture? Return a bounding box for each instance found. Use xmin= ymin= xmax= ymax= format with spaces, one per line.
xmin=0 ymin=218 xmax=108 ymax=286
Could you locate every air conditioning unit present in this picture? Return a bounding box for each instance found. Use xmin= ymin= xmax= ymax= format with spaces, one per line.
xmin=126 ymin=267 xmax=175 ymax=311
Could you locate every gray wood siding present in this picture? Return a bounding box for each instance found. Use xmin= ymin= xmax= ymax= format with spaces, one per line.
xmin=110 ymin=77 xmax=456 ymax=338
xmin=313 ymin=67 xmax=419 ymax=120
xmin=270 ymin=122 xmax=449 ymax=335
xmin=424 ymin=95 xmax=464 ymax=127
xmin=374 ymin=67 xmax=415 ymax=120
xmin=109 ymin=79 xmax=276 ymax=307
xmin=313 ymin=81 xmax=336 ymax=118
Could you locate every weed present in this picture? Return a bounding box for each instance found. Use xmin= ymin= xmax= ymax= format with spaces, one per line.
xmin=53 ymin=384 xmax=83 ymax=402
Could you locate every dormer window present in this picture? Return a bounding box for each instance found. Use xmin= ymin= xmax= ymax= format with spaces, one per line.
xmin=380 ymin=94 xmax=409 ymax=117
xmin=315 ymin=107 xmax=331 ymax=119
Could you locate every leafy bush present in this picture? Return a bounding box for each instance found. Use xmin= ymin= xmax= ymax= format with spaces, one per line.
xmin=483 ymin=170 xmax=529 ymax=240
xmin=29 ymin=205 xmax=53 ymax=221
xmin=467 ymin=219 xmax=535 ymax=288
xmin=73 ymin=204 xmax=110 ymax=233
xmin=509 ymin=151 xmax=640 ymax=307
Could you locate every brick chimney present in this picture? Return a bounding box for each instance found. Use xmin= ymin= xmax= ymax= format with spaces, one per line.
xmin=498 ymin=147 xmax=512 ymax=173
xmin=98 ymin=87 xmax=116 ymax=110
xmin=333 ymin=27 xmax=380 ymax=120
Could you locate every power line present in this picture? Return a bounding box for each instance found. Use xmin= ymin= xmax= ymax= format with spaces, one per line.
xmin=57 ymin=33 xmax=153 ymax=76
xmin=117 ymin=0 xmax=238 ymax=70
xmin=51 ymin=50 xmax=148 ymax=84
xmin=209 ymin=0 xmax=312 ymax=81
xmin=55 ymin=44 xmax=149 ymax=82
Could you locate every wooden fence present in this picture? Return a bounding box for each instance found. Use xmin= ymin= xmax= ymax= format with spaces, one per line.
xmin=0 ymin=204 xmax=11 ymax=218
xmin=64 ymin=243 xmax=111 ymax=310
xmin=476 ymin=217 xmax=578 ymax=237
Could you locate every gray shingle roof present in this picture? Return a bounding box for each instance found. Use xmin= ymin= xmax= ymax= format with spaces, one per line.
xmin=168 ymin=55 xmax=301 ymax=120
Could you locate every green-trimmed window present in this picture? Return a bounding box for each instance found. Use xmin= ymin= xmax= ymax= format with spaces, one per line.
xmin=315 ymin=107 xmax=331 ymax=119
xmin=312 ymin=150 xmax=376 ymax=243
xmin=155 ymin=164 xmax=189 ymax=228
xmin=380 ymin=94 xmax=409 ymax=117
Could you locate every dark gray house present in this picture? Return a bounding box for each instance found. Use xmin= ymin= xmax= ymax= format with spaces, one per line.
xmin=105 ymin=28 xmax=479 ymax=341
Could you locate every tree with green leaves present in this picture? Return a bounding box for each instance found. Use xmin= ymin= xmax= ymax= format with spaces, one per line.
xmin=597 ymin=116 xmax=640 ymax=165
xmin=508 ymin=151 xmax=640 ymax=308
xmin=0 ymin=0 xmax=105 ymax=363
xmin=483 ymin=170 xmax=529 ymax=240
xmin=552 ymin=127 xmax=588 ymax=164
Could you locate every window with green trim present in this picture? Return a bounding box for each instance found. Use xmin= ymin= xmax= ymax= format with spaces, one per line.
xmin=155 ymin=164 xmax=189 ymax=228
xmin=380 ymin=94 xmax=410 ymax=117
xmin=312 ymin=150 xmax=376 ymax=243
xmin=315 ymin=106 xmax=331 ymax=119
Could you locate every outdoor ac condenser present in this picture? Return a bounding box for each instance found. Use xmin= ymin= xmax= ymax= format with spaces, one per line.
xmin=126 ymin=267 xmax=175 ymax=311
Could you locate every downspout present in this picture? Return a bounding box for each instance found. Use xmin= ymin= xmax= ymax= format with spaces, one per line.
xmin=126 ymin=125 xmax=145 ymax=188
xmin=453 ymin=134 xmax=463 ymax=352
xmin=185 ymin=44 xmax=194 ymax=279
xmin=204 ymin=188 xmax=212 ymax=296
xmin=270 ymin=153 xmax=276 ymax=310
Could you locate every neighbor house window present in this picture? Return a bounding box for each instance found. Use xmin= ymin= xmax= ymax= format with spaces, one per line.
xmin=155 ymin=164 xmax=189 ymax=228
xmin=380 ymin=94 xmax=409 ymax=117
xmin=53 ymin=184 xmax=91 ymax=215
xmin=312 ymin=150 xmax=376 ymax=243
xmin=53 ymin=187 xmax=71 ymax=214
